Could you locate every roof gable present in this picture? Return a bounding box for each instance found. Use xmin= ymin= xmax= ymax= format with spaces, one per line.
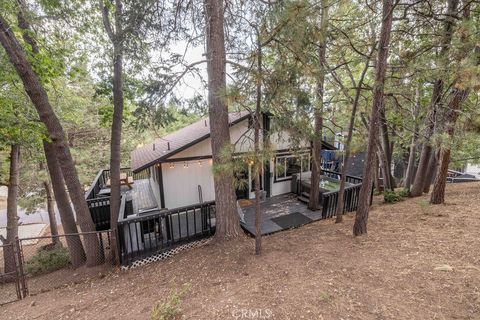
xmin=131 ymin=111 xmax=250 ymax=172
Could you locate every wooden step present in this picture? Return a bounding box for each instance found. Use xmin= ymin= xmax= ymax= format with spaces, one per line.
xmin=301 ymin=192 xmax=310 ymax=198
xmin=298 ymin=195 xmax=309 ymax=204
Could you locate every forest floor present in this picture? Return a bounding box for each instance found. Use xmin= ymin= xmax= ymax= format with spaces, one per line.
xmin=1 ymin=182 xmax=480 ymax=320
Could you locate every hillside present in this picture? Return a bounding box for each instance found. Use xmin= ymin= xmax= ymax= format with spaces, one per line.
xmin=2 ymin=182 xmax=480 ymax=320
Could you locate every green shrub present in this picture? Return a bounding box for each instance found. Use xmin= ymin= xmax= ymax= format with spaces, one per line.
xmin=397 ymin=188 xmax=410 ymax=198
xmin=383 ymin=190 xmax=402 ymax=203
xmin=25 ymin=246 xmax=71 ymax=276
xmin=151 ymin=285 xmax=190 ymax=320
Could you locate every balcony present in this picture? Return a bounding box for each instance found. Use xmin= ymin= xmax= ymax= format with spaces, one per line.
xmin=85 ymin=168 xmax=216 ymax=266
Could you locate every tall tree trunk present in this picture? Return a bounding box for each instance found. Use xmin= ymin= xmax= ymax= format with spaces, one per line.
xmin=422 ymin=150 xmax=438 ymax=193
xmin=335 ymin=51 xmax=371 ymax=223
xmin=43 ymin=179 xmax=60 ymax=245
xmin=404 ymin=86 xmax=421 ymax=189
xmin=44 ymin=142 xmax=86 ymax=267
xmin=40 ymin=162 xmax=60 ymax=247
xmin=254 ymin=34 xmax=263 ymax=255
xmin=410 ymin=0 xmax=458 ymax=197
xmin=379 ymin=107 xmax=394 ymax=189
xmin=374 ymin=155 xmax=382 ymax=193
xmin=431 ymin=3 xmax=475 ymax=204
xmin=430 ymin=89 xmax=469 ymax=204
xmin=100 ymin=0 xmax=125 ymax=265
xmin=0 ymin=17 xmax=102 ymax=266
xmin=1 ymin=145 xmax=20 ymax=274
xmin=353 ymin=0 xmax=394 ymax=236
xmin=376 ymin=140 xmax=392 ymax=191
xmin=204 ymin=0 xmax=240 ymax=238
xmin=15 ymin=3 xmax=84 ymax=263
xmin=309 ymin=0 xmax=329 ymax=211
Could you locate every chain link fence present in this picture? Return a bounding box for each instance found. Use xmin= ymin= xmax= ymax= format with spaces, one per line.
xmin=0 ymin=230 xmax=113 ymax=305
xmin=0 ymin=241 xmax=23 ymax=305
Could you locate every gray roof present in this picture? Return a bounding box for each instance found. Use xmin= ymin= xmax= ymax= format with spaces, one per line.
xmin=131 ymin=111 xmax=250 ymax=172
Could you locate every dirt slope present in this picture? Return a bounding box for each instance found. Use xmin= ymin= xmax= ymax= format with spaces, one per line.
xmin=2 ymin=182 xmax=479 ymax=320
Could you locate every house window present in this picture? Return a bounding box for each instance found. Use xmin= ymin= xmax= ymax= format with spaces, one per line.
xmin=275 ymin=153 xmax=310 ymax=181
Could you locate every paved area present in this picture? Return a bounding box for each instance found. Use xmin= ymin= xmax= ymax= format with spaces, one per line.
xmin=0 ymin=223 xmax=47 ymax=243
xmin=0 ymin=207 xmax=64 ymax=229
xmin=240 ymin=193 xmax=323 ymax=236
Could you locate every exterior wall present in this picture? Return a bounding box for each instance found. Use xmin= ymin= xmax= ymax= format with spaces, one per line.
xmin=168 ymin=117 xmax=309 ymax=159
xmin=148 ymin=166 xmax=162 ymax=208
xmin=169 ymin=118 xmax=258 ymax=160
xmin=155 ymin=116 xmax=314 ymax=209
xmin=269 ymin=118 xmax=310 ymax=150
xmin=464 ymin=164 xmax=480 ymax=177
xmin=270 ymin=170 xmax=292 ymax=196
xmin=161 ymin=161 xmax=215 ymax=209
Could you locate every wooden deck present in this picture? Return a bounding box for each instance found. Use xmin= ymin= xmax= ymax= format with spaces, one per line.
xmin=239 ymin=193 xmax=324 ymax=236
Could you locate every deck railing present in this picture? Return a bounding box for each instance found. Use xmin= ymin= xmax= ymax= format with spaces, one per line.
xmin=117 ymin=196 xmax=216 ymax=266
xmin=85 ymin=167 xmax=150 ymax=200
xmin=296 ymin=169 xmax=364 ymax=218
xmin=320 ymin=184 xmax=362 ymax=218
xmin=85 ymin=168 xmax=150 ymax=231
xmin=320 ymin=169 xmax=363 ymax=184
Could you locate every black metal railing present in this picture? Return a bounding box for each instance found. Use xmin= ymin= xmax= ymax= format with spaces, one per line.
xmin=85 ymin=167 xmax=150 ymax=230
xmin=295 ymin=169 xmax=363 ymax=217
xmin=117 ymin=196 xmax=216 ymax=266
xmin=85 ymin=167 xmax=150 ymax=200
xmin=320 ymin=169 xmax=363 ymax=184
xmin=86 ymin=197 xmax=111 ymax=231
xmin=320 ymin=183 xmax=362 ymax=218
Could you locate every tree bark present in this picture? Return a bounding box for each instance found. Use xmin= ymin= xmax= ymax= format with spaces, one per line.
xmin=335 ymin=49 xmax=371 ymax=223
xmin=41 ymin=162 xmax=60 ymax=247
xmin=309 ymin=0 xmax=329 ymax=211
xmin=374 ymin=155 xmax=382 ymax=193
xmin=376 ymin=139 xmax=392 ymax=191
xmin=410 ymin=0 xmax=459 ymax=197
xmin=404 ymin=86 xmax=421 ymax=190
xmin=254 ymin=34 xmax=263 ymax=255
xmin=204 ymin=0 xmax=240 ymax=238
xmin=430 ymin=89 xmax=469 ymax=204
xmin=14 ymin=3 xmax=85 ymax=264
xmin=353 ymin=0 xmax=394 ymax=236
xmin=100 ymin=0 xmax=124 ymax=265
xmin=430 ymin=4 xmax=475 ymax=203
xmin=44 ymin=142 xmax=86 ymax=267
xmin=379 ymin=105 xmax=394 ymax=190
xmin=2 ymin=145 xmax=20 ymax=274
xmin=0 ymin=17 xmax=102 ymax=266
xmin=422 ymin=150 xmax=438 ymax=193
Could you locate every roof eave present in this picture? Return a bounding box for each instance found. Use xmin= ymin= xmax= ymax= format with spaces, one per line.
xmin=131 ymin=112 xmax=252 ymax=173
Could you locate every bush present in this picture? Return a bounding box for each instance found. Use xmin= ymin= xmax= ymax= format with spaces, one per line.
xmin=398 ymin=188 xmax=410 ymax=198
xmin=383 ymin=190 xmax=402 ymax=203
xmin=151 ymin=285 xmax=190 ymax=320
xmin=25 ymin=246 xmax=71 ymax=276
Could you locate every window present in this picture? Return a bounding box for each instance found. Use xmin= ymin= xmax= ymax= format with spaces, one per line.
xmin=275 ymin=153 xmax=310 ymax=181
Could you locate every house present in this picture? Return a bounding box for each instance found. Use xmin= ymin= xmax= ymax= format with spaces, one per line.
xmin=85 ymin=111 xmax=364 ymax=266
xmin=130 ymin=111 xmax=336 ymax=210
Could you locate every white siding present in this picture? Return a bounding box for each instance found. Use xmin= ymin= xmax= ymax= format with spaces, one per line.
xmin=464 ymin=164 xmax=480 ymax=177
xmin=161 ymin=161 xmax=215 ymax=209
xmin=153 ymin=116 xmax=313 ymax=209
xmin=169 ymin=119 xmax=257 ymax=159
xmin=269 ymin=119 xmax=310 ymax=150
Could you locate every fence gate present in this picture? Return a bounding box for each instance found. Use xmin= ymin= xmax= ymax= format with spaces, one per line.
xmin=0 ymin=239 xmax=28 ymax=305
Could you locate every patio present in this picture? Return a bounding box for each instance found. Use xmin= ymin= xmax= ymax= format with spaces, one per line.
xmin=239 ymin=194 xmax=324 ymax=236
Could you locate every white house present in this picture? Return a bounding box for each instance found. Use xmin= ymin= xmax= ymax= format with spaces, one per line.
xmin=131 ymin=111 xmax=336 ymax=210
